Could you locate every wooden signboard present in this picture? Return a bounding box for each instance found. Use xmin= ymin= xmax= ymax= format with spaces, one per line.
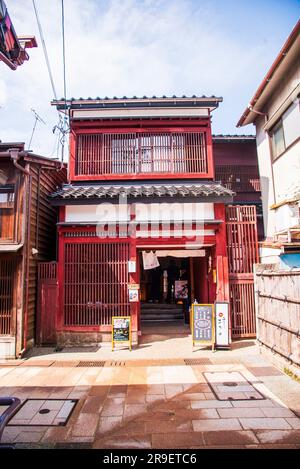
xmin=112 ymin=316 xmax=132 ymax=351
xmin=215 ymin=301 xmax=230 ymax=348
xmin=191 ymin=304 xmax=215 ymax=351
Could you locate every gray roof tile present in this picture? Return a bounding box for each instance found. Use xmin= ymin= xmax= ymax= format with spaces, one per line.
xmin=49 ymin=183 xmax=234 ymax=200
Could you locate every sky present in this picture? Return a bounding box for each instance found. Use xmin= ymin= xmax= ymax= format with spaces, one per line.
xmin=0 ymin=0 xmax=299 ymax=159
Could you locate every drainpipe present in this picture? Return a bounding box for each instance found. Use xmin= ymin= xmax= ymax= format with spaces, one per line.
xmin=9 ymin=149 xmax=30 ymax=175
xmin=7 ymin=149 xmax=31 ymax=357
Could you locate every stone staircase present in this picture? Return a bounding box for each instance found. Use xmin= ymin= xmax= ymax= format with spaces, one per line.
xmin=141 ymin=303 xmax=184 ymax=323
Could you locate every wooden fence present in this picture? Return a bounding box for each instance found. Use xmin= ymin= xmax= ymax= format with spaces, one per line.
xmin=226 ymin=205 xmax=259 ymax=338
xmin=254 ymin=264 xmax=300 ymax=367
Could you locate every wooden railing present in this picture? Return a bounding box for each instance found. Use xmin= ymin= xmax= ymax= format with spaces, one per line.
xmin=75 ymin=131 xmax=208 ymax=176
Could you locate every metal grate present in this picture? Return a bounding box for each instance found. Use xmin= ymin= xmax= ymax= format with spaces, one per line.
xmin=184 ymin=358 xmax=212 ymax=365
xmin=76 ymin=361 xmax=106 ymax=367
xmin=107 ymin=361 xmax=126 ymax=367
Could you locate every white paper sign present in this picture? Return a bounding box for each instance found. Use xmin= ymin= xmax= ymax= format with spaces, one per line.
xmin=215 ymin=302 xmax=230 ymax=347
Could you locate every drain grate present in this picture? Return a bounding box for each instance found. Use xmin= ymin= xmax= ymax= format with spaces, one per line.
xmin=108 ymin=361 xmax=126 ymax=367
xmin=7 ymin=399 xmax=78 ymax=426
xmin=184 ymin=358 xmax=211 ymax=365
xmin=76 ymin=361 xmax=105 ymax=367
xmin=204 ymin=371 xmax=265 ymax=401
xmin=50 ymin=361 xmax=79 ymax=367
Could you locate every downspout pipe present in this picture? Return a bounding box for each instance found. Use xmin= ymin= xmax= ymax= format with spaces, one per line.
xmin=9 ymin=149 xmax=30 ymax=175
xmin=7 ymin=148 xmax=31 ymax=357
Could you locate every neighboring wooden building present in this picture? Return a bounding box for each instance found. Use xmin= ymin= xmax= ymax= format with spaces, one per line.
xmin=0 ymin=142 xmax=66 ymax=358
xmin=237 ymin=19 xmax=300 ymax=266
xmin=213 ymin=134 xmax=263 ymax=240
xmin=42 ymin=96 xmax=259 ymax=347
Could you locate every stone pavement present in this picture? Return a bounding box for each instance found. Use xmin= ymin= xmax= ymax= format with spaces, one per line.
xmin=0 ymin=338 xmax=300 ymax=449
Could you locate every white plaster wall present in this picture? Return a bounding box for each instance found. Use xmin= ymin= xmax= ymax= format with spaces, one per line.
xmin=274 ymin=203 xmax=299 ymax=233
xmin=66 ymin=202 xmax=215 ymax=223
xmin=272 ymin=143 xmax=300 ymax=202
xmin=255 ymin=117 xmax=276 ymax=239
xmin=66 ymin=204 xmax=130 ymax=222
xmin=259 ymin=247 xmax=281 ymax=264
xmin=265 ymin=61 xmax=300 ymax=119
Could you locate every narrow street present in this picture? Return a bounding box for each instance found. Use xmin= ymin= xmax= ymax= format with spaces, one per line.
xmin=1 ymin=338 xmax=299 ymax=448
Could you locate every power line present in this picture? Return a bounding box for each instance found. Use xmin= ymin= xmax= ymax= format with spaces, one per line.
xmin=32 ymin=0 xmax=69 ymax=162
xmin=32 ymin=0 xmax=58 ymax=101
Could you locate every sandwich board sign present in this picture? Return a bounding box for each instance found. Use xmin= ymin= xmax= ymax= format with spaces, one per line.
xmin=215 ymin=301 xmax=230 ymax=348
xmin=112 ymin=316 xmax=132 ymax=351
xmin=191 ymin=304 xmax=215 ymax=351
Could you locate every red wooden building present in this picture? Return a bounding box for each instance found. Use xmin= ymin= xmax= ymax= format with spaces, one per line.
xmin=45 ymin=96 xmax=258 ymax=346
xmin=213 ymin=135 xmax=263 ymax=240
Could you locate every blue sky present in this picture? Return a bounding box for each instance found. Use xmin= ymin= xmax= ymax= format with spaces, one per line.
xmin=0 ymin=0 xmax=299 ymax=157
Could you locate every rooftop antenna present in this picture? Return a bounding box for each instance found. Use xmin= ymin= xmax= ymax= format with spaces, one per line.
xmin=28 ymin=108 xmax=46 ymax=150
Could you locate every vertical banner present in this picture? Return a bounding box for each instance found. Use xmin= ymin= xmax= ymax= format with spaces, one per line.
xmin=215 ymin=302 xmax=230 ymax=348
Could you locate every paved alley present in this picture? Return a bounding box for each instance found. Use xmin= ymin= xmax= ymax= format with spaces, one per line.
xmin=0 ymin=338 xmax=300 ymax=449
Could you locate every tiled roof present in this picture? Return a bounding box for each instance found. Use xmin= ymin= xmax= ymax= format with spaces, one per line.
xmin=212 ymin=134 xmax=255 ymax=139
xmin=50 ymin=183 xmax=234 ymax=201
xmin=58 ymin=95 xmax=222 ymax=101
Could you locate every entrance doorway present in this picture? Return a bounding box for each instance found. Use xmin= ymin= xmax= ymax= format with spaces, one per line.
xmin=138 ymin=249 xmax=210 ymax=331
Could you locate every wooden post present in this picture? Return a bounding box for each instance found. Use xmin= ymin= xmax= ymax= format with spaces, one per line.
xmin=189 ymin=257 xmax=195 ymax=302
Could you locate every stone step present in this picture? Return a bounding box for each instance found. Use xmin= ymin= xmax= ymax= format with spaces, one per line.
xmin=141 ymin=308 xmax=183 ymax=315
xmin=141 ymin=303 xmax=183 ymax=310
xmin=141 ymin=318 xmax=185 ymax=323
xmin=141 ymin=313 xmax=184 ymax=321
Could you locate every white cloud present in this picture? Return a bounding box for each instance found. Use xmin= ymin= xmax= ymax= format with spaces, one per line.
xmin=0 ymin=0 xmax=297 ymax=156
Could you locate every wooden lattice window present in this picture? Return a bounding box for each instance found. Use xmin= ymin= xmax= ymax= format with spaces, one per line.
xmin=0 ymin=257 xmax=17 ymax=335
xmin=75 ymin=131 xmax=207 ymax=176
xmin=63 ymin=242 xmax=130 ymax=326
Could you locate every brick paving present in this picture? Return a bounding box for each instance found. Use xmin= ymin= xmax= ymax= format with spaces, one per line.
xmin=0 ymin=339 xmax=300 ymax=449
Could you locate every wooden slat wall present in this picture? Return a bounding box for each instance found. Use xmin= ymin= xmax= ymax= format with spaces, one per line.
xmin=255 ymin=268 xmax=300 ymax=367
xmin=226 ymin=205 xmax=259 ymax=338
xmin=215 ymin=165 xmax=261 ymax=192
xmin=0 ymin=257 xmax=17 ymax=335
xmin=75 ymin=132 xmax=207 ymax=176
xmin=26 ymin=165 xmax=66 ymax=343
xmin=63 ymin=242 xmax=130 ymax=326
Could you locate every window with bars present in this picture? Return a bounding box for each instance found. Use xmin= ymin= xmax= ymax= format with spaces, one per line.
xmin=63 ymin=242 xmax=130 ymax=326
xmin=75 ymin=131 xmax=208 ymax=176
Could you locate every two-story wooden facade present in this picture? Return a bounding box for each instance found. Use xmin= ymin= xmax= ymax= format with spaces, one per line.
xmin=0 ymin=142 xmax=66 ymax=358
xmin=48 ymin=96 xmax=258 ymax=346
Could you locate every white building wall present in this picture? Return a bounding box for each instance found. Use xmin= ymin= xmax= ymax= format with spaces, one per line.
xmin=255 ymin=116 xmax=276 ymax=240
xmin=254 ymin=59 xmax=300 ymax=263
xmin=65 ymin=202 xmax=215 ymax=223
xmin=272 ymin=144 xmax=300 ymax=203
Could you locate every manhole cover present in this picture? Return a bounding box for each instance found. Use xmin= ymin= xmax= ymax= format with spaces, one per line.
xmin=204 ymin=371 xmax=265 ymax=401
xmin=8 ymin=399 xmax=78 ymax=426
